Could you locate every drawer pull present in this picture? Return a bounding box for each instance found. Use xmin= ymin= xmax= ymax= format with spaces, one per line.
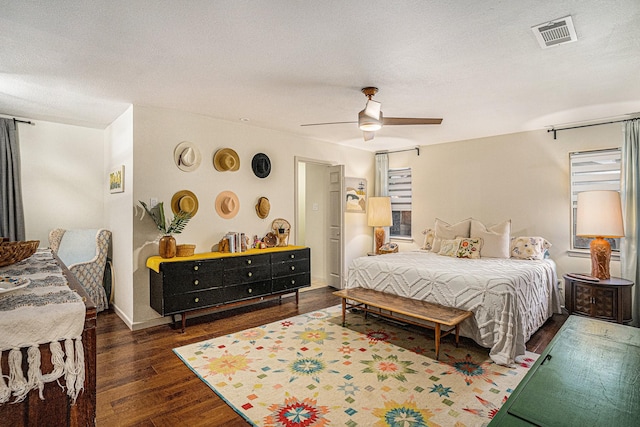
xmin=290 ymin=254 xmax=295 ymax=259
xmin=247 ymin=259 xmax=252 ymax=265
xmin=290 ymin=266 xmax=295 ymax=271
xmin=193 ymin=265 xmax=199 ymax=271
xmin=194 ymin=297 xmax=200 ymax=303
xmin=291 ymin=279 xmax=296 ymax=285
xmin=248 ymin=272 xmax=253 ymax=277
xmin=194 ymin=280 xmax=199 ymax=286
xmin=248 ymin=288 xmax=253 ymax=294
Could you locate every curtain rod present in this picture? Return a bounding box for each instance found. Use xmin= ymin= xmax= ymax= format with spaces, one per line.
xmin=13 ymin=118 xmax=35 ymax=126
xmin=548 ymin=116 xmax=638 ymax=140
xmin=376 ymin=147 xmax=420 ymax=156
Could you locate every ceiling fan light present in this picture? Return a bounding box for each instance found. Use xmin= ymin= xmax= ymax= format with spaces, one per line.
xmin=358 ymin=109 xmax=382 ymax=131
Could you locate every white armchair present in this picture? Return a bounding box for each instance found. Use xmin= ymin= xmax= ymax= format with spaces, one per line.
xmin=49 ymin=228 xmax=111 ymax=312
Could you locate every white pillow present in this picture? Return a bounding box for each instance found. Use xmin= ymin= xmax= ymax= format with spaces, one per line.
xmin=421 ymin=228 xmax=435 ymax=251
xmin=470 ymin=219 xmax=511 ymax=258
xmin=431 ymin=218 xmax=472 ymax=253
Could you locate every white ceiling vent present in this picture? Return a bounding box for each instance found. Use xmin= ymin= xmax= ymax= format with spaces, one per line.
xmin=531 ymin=15 xmax=577 ymax=48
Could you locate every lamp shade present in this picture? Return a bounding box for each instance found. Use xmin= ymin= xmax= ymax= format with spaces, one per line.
xmin=576 ymin=191 xmax=624 ymax=238
xmin=367 ymin=197 xmax=392 ymax=227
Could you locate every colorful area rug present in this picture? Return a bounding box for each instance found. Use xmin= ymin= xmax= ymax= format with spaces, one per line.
xmin=173 ymin=305 xmax=537 ymax=427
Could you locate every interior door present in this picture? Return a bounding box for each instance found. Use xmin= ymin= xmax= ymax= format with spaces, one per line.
xmin=327 ymin=165 xmax=344 ymax=288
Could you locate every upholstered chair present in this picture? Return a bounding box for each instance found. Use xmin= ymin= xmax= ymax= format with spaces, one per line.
xmin=49 ymin=228 xmax=111 ymax=312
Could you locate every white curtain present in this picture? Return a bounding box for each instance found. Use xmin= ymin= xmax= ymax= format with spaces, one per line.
xmin=0 ymin=118 xmax=25 ymax=241
xmin=621 ymin=119 xmax=639 ymax=327
xmin=374 ymin=153 xmax=388 ymax=196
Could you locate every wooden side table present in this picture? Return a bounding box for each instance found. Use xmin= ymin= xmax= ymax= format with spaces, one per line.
xmin=563 ymin=274 xmax=633 ymax=324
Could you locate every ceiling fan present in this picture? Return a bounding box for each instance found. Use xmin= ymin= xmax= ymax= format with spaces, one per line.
xmin=301 ymin=87 xmax=443 ymax=141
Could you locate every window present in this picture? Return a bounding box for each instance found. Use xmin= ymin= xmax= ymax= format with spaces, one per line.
xmin=388 ymin=167 xmax=412 ymax=238
xmin=570 ymin=148 xmax=621 ymax=251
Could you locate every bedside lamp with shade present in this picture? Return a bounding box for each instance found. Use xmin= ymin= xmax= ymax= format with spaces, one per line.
xmin=576 ymin=190 xmax=624 ymax=280
xmin=367 ymin=197 xmax=393 ymax=255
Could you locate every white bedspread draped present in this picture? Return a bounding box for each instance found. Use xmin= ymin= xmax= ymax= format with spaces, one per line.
xmin=346 ymin=251 xmax=562 ymax=365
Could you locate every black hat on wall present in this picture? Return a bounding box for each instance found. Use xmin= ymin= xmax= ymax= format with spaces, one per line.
xmin=251 ymin=153 xmax=271 ymax=178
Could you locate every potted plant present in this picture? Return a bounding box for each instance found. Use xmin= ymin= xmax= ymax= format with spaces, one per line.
xmin=139 ymin=201 xmax=191 ymax=258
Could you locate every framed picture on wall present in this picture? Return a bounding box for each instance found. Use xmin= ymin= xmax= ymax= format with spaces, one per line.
xmin=345 ymin=177 xmax=367 ymax=213
xmin=109 ymin=165 xmax=124 ymax=193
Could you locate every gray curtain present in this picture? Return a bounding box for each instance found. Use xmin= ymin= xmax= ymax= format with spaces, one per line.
xmin=621 ymin=119 xmax=639 ymax=327
xmin=0 ymin=118 xmax=25 ymax=241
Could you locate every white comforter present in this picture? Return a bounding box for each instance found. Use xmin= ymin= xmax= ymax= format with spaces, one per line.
xmin=346 ymin=251 xmax=562 ymax=365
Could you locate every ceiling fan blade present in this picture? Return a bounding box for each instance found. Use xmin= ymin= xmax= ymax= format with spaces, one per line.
xmin=363 ymin=100 xmax=381 ymax=120
xmin=383 ymin=117 xmax=443 ymax=125
xmin=363 ymin=131 xmax=375 ymax=141
xmin=300 ymin=121 xmax=357 ymax=127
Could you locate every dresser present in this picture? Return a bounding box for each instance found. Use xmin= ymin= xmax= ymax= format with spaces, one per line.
xmin=489 ymin=315 xmax=640 ymax=426
xmin=148 ymin=246 xmax=310 ymax=331
xmin=564 ymin=274 xmax=633 ymax=324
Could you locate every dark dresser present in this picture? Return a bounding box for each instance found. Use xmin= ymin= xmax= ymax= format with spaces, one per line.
xmin=147 ymin=246 xmax=310 ymax=331
xmin=564 ymin=274 xmax=633 ymax=324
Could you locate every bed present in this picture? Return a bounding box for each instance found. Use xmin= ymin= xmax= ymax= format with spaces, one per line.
xmin=346 ymin=251 xmax=562 ymax=366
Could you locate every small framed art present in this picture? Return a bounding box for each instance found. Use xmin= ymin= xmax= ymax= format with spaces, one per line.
xmin=345 ymin=177 xmax=367 ymax=213
xmin=109 ymin=165 xmax=124 ymax=193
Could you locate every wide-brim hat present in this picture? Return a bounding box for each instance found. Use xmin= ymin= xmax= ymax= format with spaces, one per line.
xmin=213 ymin=148 xmax=240 ymax=172
xmin=215 ymin=191 xmax=240 ymax=219
xmin=174 ymin=141 xmax=201 ymax=172
xmin=251 ymin=153 xmax=271 ymax=178
xmin=171 ymin=190 xmax=199 ymax=217
xmin=255 ymin=196 xmax=270 ymax=219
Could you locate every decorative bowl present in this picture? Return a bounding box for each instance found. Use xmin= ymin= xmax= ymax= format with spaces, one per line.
xmin=0 ymin=240 xmax=40 ymax=267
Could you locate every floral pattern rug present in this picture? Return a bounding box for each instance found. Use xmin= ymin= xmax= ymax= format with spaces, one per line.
xmin=173 ymin=305 xmax=537 ymax=427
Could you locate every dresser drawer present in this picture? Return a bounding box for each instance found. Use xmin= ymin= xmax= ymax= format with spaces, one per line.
xmin=225 ymin=280 xmax=271 ymax=302
xmin=272 ymin=258 xmax=310 ymax=278
xmin=272 ymin=272 xmax=310 ymax=293
xmin=162 ymin=287 xmax=226 ymax=314
xmin=224 ymin=253 xmax=270 ymax=269
xmin=162 ymin=259 xmax=223 ymax=295
xmin=224 ymin=265 xmax=271 ymax=285
xmin=271 ymin=248 xmax=310 ymax=263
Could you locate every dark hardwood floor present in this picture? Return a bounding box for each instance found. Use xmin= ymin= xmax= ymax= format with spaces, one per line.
xmin=96 ymin=287 xmax=568 ymax=426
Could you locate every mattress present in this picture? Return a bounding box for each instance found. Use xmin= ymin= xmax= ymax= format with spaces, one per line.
xmin=346 ymin=251 xmax=562 ymax=365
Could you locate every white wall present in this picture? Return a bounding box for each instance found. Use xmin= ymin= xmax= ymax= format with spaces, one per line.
xmin=392 ymin=123 xmax=623 ymax=281
xmin=19 ymin=120 xmax=105 ymax=244
xmin=130 ymin=105 xmax=373 ymax=327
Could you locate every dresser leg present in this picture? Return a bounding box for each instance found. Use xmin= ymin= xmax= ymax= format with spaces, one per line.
xmin=181 ymin=313 xmax=186 ymax=333
xmin=295 ymin=290 xmax=299 ymax=305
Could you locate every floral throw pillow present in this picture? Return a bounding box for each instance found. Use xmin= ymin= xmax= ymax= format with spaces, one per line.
xmin=438 ymin=238 xmax=462 ymax=257
xmin=422 ymin=228 xmax=435 ymax=251
xmin=510 ymin=236 xmax=552 ymax=260
xmin=457 ymin=238 xmax=483 ymax=259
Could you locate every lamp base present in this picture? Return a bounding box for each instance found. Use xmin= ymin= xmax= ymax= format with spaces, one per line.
xmin=374 ymin=227 xmax=386 ymax=255
xmin=590 ymin=236 xmax=611 ymax=280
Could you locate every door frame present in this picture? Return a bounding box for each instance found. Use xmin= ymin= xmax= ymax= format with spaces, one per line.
xmin=294 ymin=156 xmax=344 ymax=287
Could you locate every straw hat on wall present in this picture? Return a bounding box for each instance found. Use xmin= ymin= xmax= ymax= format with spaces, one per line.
xmin=174 ymin=141 xmax=201 ymax=172
xmin=171 ymin=190 xmax=199 ymax=216
xmin=213 ymin=148 xmax=240 ymax=172
xmin=215 ymin=191 xmax=240 ymax=219
xmin=255 ymin=196 xmax=270 ymax=219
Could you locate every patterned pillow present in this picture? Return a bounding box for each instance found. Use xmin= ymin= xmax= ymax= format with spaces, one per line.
xmin=438 ymin=238 xmax=462 ymax=257
xmin=457 ymin=237 xmax=483 ymax=259
xmin=510 ymin=236 xmax=552 ymax=260
xmin=422 ymin=228 xmax=435 ymax=251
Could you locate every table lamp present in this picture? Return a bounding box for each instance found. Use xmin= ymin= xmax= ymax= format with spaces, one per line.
xmin=576 ymin=190 xmax=624 ymax=280
xmin=367 ymin=197 xmax=392 ymax=254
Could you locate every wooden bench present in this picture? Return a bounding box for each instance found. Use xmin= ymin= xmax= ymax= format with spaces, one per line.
xmin=333 ymin=287 xmax=472 ymax=360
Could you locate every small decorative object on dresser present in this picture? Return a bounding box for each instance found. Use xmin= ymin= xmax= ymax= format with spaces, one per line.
xmin=139 ymin=199 xmax=192 ymax=258
xmin=564 ymin=274 xmax=633 ymax=324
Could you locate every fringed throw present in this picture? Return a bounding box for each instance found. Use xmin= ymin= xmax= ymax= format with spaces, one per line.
xmin=0 ymin=249 xmax=86 ymax=404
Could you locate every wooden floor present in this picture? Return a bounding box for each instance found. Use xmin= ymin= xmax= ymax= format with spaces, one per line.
xmin=96 ymin=287 xmax=568 ymax=426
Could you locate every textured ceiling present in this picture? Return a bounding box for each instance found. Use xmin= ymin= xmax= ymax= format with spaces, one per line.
xmin=1 ymin=1 xmax=639 ymax=151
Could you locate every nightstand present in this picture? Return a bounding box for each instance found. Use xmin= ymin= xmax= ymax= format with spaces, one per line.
xmin=563 ymin=274 xmax=634 ymax=324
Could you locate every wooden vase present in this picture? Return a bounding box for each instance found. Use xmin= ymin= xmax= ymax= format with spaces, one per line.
xmin=159 ymin=235 xmax=176 ymax=258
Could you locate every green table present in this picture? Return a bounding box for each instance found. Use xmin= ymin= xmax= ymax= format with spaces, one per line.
xmin=490 ymin=315 xmax=640 ymax=426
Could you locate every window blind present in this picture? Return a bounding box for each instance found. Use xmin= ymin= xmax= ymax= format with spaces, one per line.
xmin=388 ymin=167 xmax=412 ymax=211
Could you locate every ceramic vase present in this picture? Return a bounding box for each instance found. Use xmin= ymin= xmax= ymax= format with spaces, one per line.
xmin=159 ymin=235 xmax=176 ymax=258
